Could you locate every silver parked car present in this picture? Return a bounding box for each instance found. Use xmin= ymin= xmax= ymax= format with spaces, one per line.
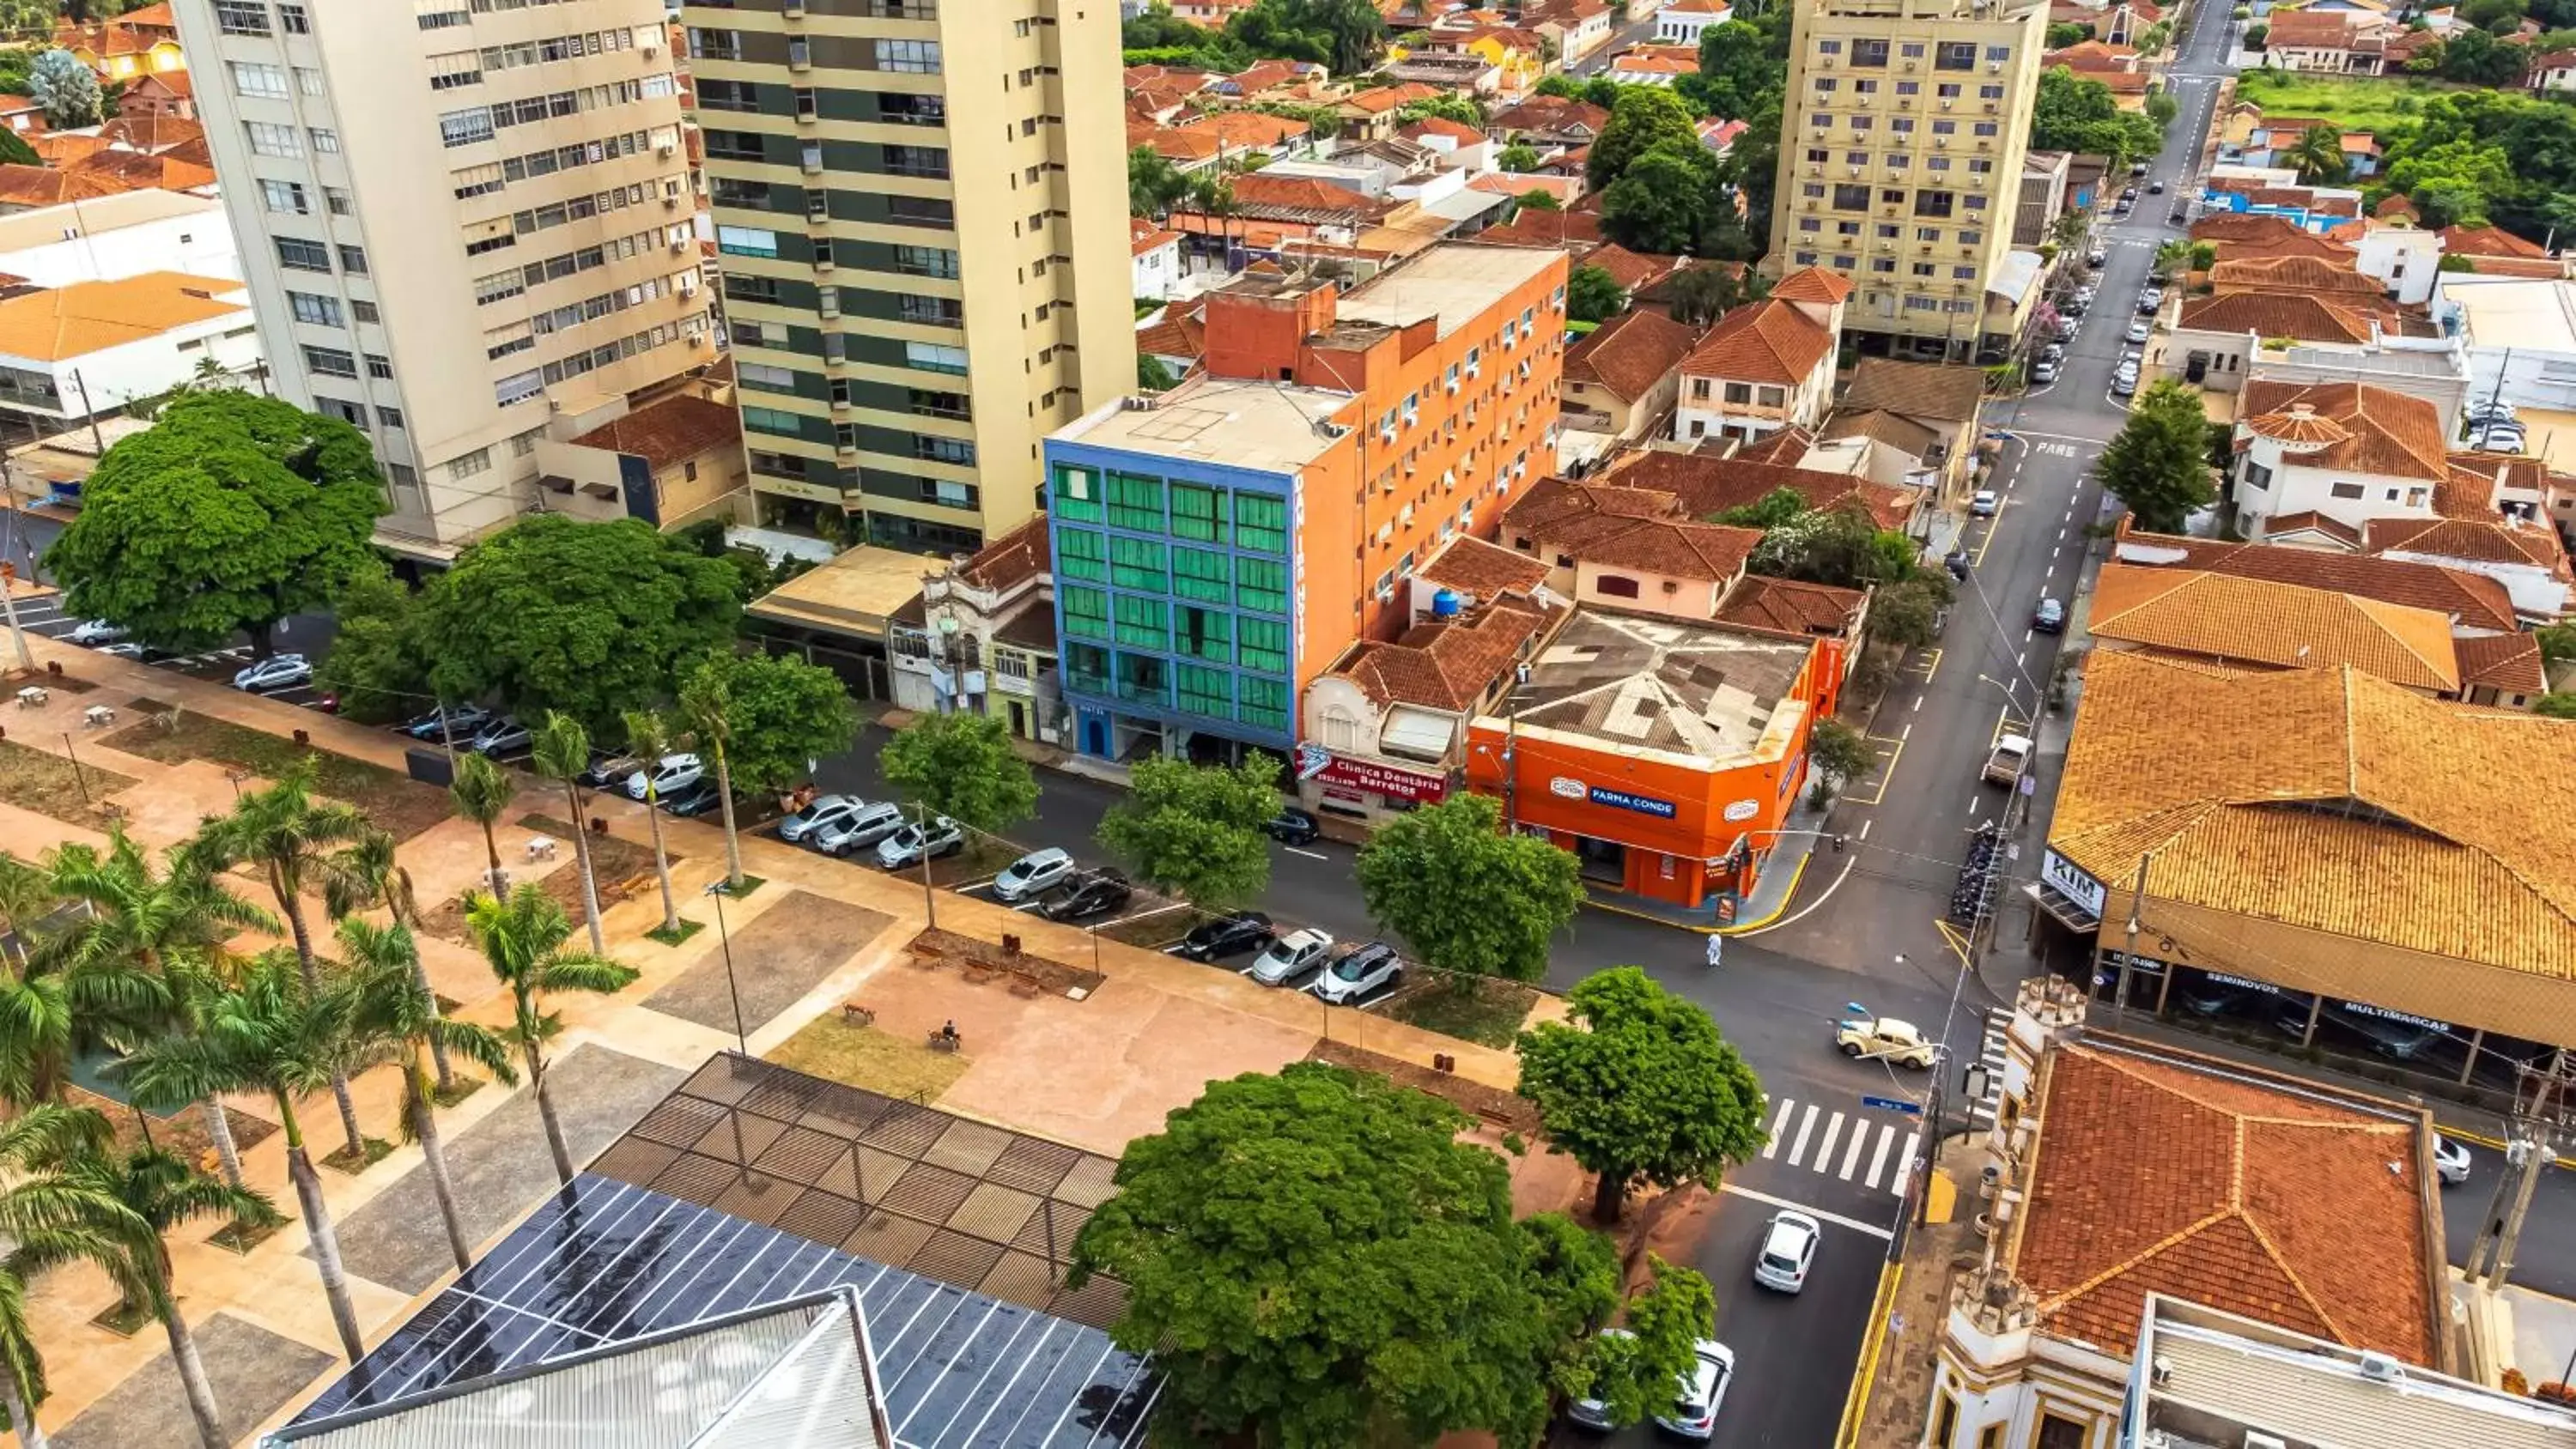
xmin=813 ymin=801 xmax=908 ymax=856
xmin=1249 ymin=928 xmax=1334 ymax=986
xmin=993 ymin=847 xmax=1077 ymax=902
xmin=778 ymin=793 xmax=869 ymax=845
xmin=626 ymin=753 xmax=703 ymax=800
xmin=875 ymin=816 xmax=963 ymax=870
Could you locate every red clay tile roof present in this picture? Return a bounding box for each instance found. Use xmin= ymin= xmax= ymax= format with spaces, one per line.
xmin=2441 ymin=223 xmax=2547 ymax=259
xmin=2366 ymin=514 xmax=2572 ymax=579
xmin=1343 ymin=82 xmax=1443 ymax=114
xmin=2013 ymin=1044 xmax=2440 ymax=1365
xmin=1679 ymin=297 xmax=1832 ymax=386
xmin=1421 ymin=535 xmax=1553 ymax=597
xmin=1137 ymin=300 xmax=1207 ymax=361
xmin=1473 ymin=208 xmax=1604 ymax=251
xmin=2456 ymin=631 xmax=2547 ymax=694
xmin=1131 ymin=216 xmax=1182 ymax=256
xmin=1564 ymin=306 xmax=1699 ymax=403
xmin=2178 ymin=292 xmax=2374 ymax=345
xmin=2111 ymin=524 xmax=2518 ymax=630
xmin=65 ymin=149 xmax=214 ymax=192
xmin=1730 ymin=427 xmax=1814 ymax=466
xmin=1190 ymin=173 xmax=1388 ymax=221
xmin=568 ymin=393 xmax=740 ymax=470
xmin=1839 ymin=356 xmax=1986 ymax=423
xmin=2206 ymin=253 xmax=2384 ymax=299
xmin=96 ymin=113 xmax=201 ymax=152
xmin=1766 ymin=266 xmax=1854 ymax=305
xmin=1604 ymin=453 xmax=1914 ymax=530
xmin=953 ymin=517 xmax=1052 ymax=593
xmin=2260 ymin=510 xmax=2365 ymax=548
xmin=1336 ymin=595 xmax=1555 ymax=711
xmin=2237 ymin=380 xmax=2446 ymax=483
xmin=1501 ymin=478 xmax=1762 ymax=584
xmin=2044 ymin=39 xmax=2138 ymax=68
xmin=1581 ymin=243 xmax=1683 ymax=294
xmin=1399 ymin=116 xmax=1486 ymax=145
xmin=1713 ymin=575 xmax=1864 ymax=637
xmin=1487 ymin=96 xmax=1609 ymax=136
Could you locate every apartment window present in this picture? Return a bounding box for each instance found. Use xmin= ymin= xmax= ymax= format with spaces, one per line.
xmin=1723 ymin=382 xmax=1752 ymax=404
xmin=1055 ymin=529 xmax=1106 ymax=583
xmin=1595 ymin=575 xmax=1640 ymax=599
xmin=2244 ymin=461 xmax=2273 ymax=490
xmin=440 ymin=107 xmax=495 ymax=148
xmin=1979 ymin=83 xmax=2004 ymax=100
xmin=277 ymin=3 xmax=309 ymax=33
xmin=338 ymin=245 xmax=369 ymax=275
xmin=904 ymin=342 xmax=968 ymax=375
xmin=1112 ymin=595 xmax=1168 ymax=651
xmin=259 ymin=179 xmax=307 ymax=215
xmin=445 ymin=448 xmax=492 ymax=482
xmin=325 ymin=187 xmax=353 ymax=216
xmin=1236 ymin=556 xmax=1288 ymax=615
xmin=1176 ymin=664 xmax=1231 ymax=718
xmin=365 ymin=353 xmax=393 ymax=379
xmin=473 ymin=270 xmax=525 ymax=305
xmin=738 ymin=362 xmax=796 ymax=393
xmin=1832 ymin=183 xmax=1868 ymax=210
xmin=1852 ymin=38 xmax=1889 ymax=66
xmin=313 ymin=397 xmax=366 ymax=429
xmin=375 ymin=405 xmax=405 ymax=430
xmin=894 ymin=245 xmax=959 ymax=279
xmin=1935 ymin=40 xmax=1977 ymax=70
xmin=1173 ymin=546 xmax=1229 ymax=603
xmin=1985 ymin=45 xmax=2012 ymax=61
xmin=715 ymin=225 xmax=778 ymax=259
xmin=418 ymin=1 xmax=470 ymax=27
xmin=230 ymin=62 xmax=289 ymax=98
xmin=1109 ymin=536 xmax=1167 ymax=591
xmin=351 ymin=300 xmax=379 ymax=324
xmin=1239 ymin=676 xmax=1288 ymax=730
xmin=876 ymin=39 xmax=941 ymax=73
xmin=916 ymin=435 xmax=975 ymax=466
xmin=882 ymin=144 xmax=949 ymax=179
xmin=213 ymin=0 xmax=269 ymax=34
xmin=288 ymin=293 xmax=343 ymax=326
xmin=697 ymin=78 xmax=756 ymax=112
xmin=1237 ymin=617 xmax=1288 ymax=673
xmin=897 ymin=294 xmax=964 ymax=327
xmin=308 ymin=127 xmax=341 ymax=153
xmin=1169 ymin=482 xmax=1227 ymax=543
xmin=1105 ymin=472 xmax=1163 ymax=531
xmin=245 ymin=122 xmax=301 ymax=158
xmin=1052 ymin=466 xmax=1103 ymax=522
xmin=1235 ymin=494 xmax=1287 ymax=554
xmin=1929 ymin=1393 xmax=1959 ymax=1448
xmin=1060 ymin=586 xmax=1110 ymax=641
xmin=275 ymin=237 xmax=332 ymax=272
xmin=2330 ymin=482 xmax=2366 ymax=500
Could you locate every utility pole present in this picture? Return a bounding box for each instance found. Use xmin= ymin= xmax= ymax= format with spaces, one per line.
xmin=0 ymin=561 xmax=30 ymax=673
xmin=2112 ymin=852 xmax=2153 ymax=1028
xmin=2466 ymin=1050 xmax=2572 ymax=1292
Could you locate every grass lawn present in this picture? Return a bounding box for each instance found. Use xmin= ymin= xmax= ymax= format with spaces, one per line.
xmin=103 ymin=704 xmax=453 ymax=840
xmin=0 ymin=737 xmax=134 ymax=825
xmin=1382 ymin=975 xmax=1543 ymax=1049
xmin=765 ymin=1015 xmax=971 ymax=1103
xmin=2232 ymin=70 xmax=2452 ymax=135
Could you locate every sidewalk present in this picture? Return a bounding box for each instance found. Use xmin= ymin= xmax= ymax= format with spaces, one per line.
xmin=1580 ymin=793 xmax=1835 ymax=937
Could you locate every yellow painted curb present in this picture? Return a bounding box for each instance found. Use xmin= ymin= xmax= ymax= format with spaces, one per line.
xmin=1926 ymin=1169 xmax=1956 ymax=1225
xmin=2439 ymin=1125 xmax=2576 ymax=1170
xmin=1834 ymin=1259 xmax=1906 ymax=1449
xmin=1573 ymin=852 xmax=1813 ymax=937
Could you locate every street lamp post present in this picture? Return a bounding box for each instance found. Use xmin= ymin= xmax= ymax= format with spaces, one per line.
xmin=702 ymin=880 xmax=749 ymax=1055
xmin=1975 ymin=672 xmax=2029 ymax=730
xmin=60 ymin=731 xmax=87 ymax=803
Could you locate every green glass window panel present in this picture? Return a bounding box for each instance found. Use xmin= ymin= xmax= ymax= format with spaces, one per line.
xmin=1238 ymin=616 xmax=1288 ymax=674
xmin=1235 ymin=493 xmax=1287 ymax=554
xmin=1239 ymin=675 xmax=1289 ymax=730
xmin=1173 ymin=547 xmax=1231 ymax=603
xmin=1113 ymin=593 xmax=1169 ymax=650
xmin=1065 ymin=642 xmax=1109 ymax=694
xmin=1115 ymin=652 xmax=1170 ymax=706
xmin=1061 ymin=585 xmax=1109 ymax=640
xmin=1170 ymin=482 xmax=1228 ymax=543
xmin=1236 ymin=556 xmax=1288 ymax=615
xmin=1107 ymin=470 xmax=1164 ymax=531
xmin=1109 ymin=535 xmax=1168 ymax=591
xmin=1176 ymin=605 xmax=1230 ymax=663
xmin=1055 ymin=528 xmax=1106 ymax=582
xmin=1052 ymin=464 xmax=1103 ymax=522
xmin=1177 ymin=663 xmax=1232 ymax=718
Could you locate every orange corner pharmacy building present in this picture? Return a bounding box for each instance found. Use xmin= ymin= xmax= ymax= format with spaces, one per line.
xmin=1462 ymin=611 xmax=1838 ymax=913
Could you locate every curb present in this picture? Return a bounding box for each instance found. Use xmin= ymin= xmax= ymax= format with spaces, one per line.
xmin=1574 ymin=852 xmax=1812 ymax=937
xmin=1834 ymin=1258 xmax=1906 ymax=1449
xmin=2438 ymin=1124 xmax=2576 ymax=1171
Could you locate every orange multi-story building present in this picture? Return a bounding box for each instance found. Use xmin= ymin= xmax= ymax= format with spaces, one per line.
xmin=1045 ymin=244 xmax=1568 ymax=764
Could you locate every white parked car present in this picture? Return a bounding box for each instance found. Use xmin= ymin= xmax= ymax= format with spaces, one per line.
xmin=993 ymin=846 xmax=1076 ymax=903
xmin=813 ymin=801 xmax=908 ymax=856
xmin=625 ymin=752 xmax=703 ymax=800
xmin=1249 ymin=928 xmax=1334 ymax=987
xmin=777 ymin=793 xmax=866 ymax=845
xmin=2433 ymin=1133 xmax=2472 ymax=1186
xmin=1309 ymin=942 xmax=1401 ymax=1004
xmin=1753 ymin=1210 xmax=1821 ymax=1293
xmin=67 ymin=619 xmax=128 ymax=646
xmin=232 ymin=654 xmax=312 ymax=692
xmin=1657 ymin=1341 xmax=1735 ymax=1441
xmin=1969 ymin=490 xmax=1999 ymax=518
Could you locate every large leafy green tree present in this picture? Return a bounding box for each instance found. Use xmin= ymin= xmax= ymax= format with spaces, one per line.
xmin=313 ymin=570 xmax=431 ymax=724
xmin=415 ymin=514 xmax=744 ymax=737
xmin=1096 ymin=756 xmax=1278 ymax=908
xmin=1516 ymin=967 xmax=1769 ymax=1222
xmin=1749 ymin=506 xmax=1920 ymax=589
xmin=2030 ymin=66 xmax=2161 ymax=173
xmin=44 ymin=392 xmax=385 ymax=658
xmin=1356 ymin=794 xmax=1583 ymax=985
xmin=1686 ymin=18 xmax=1783 ymax=122
xmin=1127 ymin=144 xmax=1191 ymax=219
xmin=680 ymin=651 xmax=855 ymax=799
xmin=1567 ymin=263 xmax=1630 ymax=324
xmin=1563 ymin=1258 xmax=1718 ymax=1429
xmin=27 ymin=50 xmax=101 ymax=129
xmin=1600 ymin=142 xmax=1722 ymax=256
xmin=2099 ymin=379 xmax=2218 ymax=532
xmin=878 ymin=711 xmax=1039 ymax=834
xmin=465 ymin=884 xmax=636 ymax=1185
xmin=1071 ymin=1064 xmax=1611 ymax=1448
xmin=1589 ymin=87 xmax=1700 ymax=190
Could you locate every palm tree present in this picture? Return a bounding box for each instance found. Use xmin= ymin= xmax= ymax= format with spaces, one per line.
xmin=189 ymin=759 xmax=374 ymax=1163
xmin=2284 ymin=124 xmax=2348 ymax=185
xmin=528 ymin=712 xmax=608 ymax=956
xmin=0 ymin=852 xmax=53 ymax=967
xmin=0 ymin=1103 xmax=152 ymax=1449
xmin=677 ymin=662 xmax=746 ymax=892
xmin=322 ymin=828 xmax=459 ymax=1096
xmin=337 ymin=919 xmax=516 ymax=1275
xmin=447 ymin=751 xmax=516 ymax=899
xmin=114 ymin=949 xmax=385 ymax=1363
xmin=621 ymin=709 xmax=683 ymax=937
xmin=35 ymin=832 xmax=274 ymax=1188
xmin=465 ymin=885 xmax=635 ymax=1185
xmin=15 ymin=1141 xmax=273 ymax=1449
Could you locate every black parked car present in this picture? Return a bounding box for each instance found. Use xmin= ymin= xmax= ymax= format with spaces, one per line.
xmin=1261 ymin=808 xmax=1321 ymax=846
xmin=1041 ymin=870 xmax=1133 ymax=923
xmin=1179 ymin=911 xmax=1275 ymax=961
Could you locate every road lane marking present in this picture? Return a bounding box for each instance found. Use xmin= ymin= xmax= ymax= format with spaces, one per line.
xmin=1762 ymin=1096 xmax=1794 ymax=1158
xmin=1284 ymin=846 xmax=1328 ymax=861
xmin=1715 ymin=1182 xmax=1895 ymax=1242
xmin=1901 ymin=722 xmax=1912 ymax=740
xmin=1969 ymin=797 xmax=1983 ymax=815
xmin=1864 ymin=1130 xmax=1895 ymax=1189
xmin=1911 ymin=694 xmax=1923 ymax=712
xmin=2022 ymin=628 xmax=2032 ymax=644
xmin=1858 ymin=818 xmax=1873 ymax=839
xmin=1785 ymin=1104 xmax=1819 ymax=1167
xmin=1812 ymin=1112 xmax=1845 ymax=1173
xmin=2057 ymin=526 xmax=2066 ymax=541
xmin=1840 ymin=1124 xmax=1872 ymax=1180
xmin=2016 ymin=651 xmax=2026 ymax=669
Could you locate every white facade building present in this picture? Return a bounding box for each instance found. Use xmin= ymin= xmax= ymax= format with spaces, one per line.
xmin=1656 ymin=0 xmax=1736 ymax=42
xmin=0 ymin=272 xmax=260 ymax=425
xmin=0 ymin=191 xmax=239 ymax=288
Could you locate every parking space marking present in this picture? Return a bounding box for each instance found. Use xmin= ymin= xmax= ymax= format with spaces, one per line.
xmin=1284 ymin=846 xmax=1327 ymax=861
xmin=1842 ymin=735 xmax=1905 ymax=807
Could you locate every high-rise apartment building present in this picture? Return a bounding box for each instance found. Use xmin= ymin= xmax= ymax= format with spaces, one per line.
xmin=682 ymin=0 xmax=1134 ymax=558
xmin=1768 ymin=0 xmax=2048 ymax=361
xmin=1042 ymin=245 xmax=1568 ymax=764
xmin=173 ymin=0 xmax=713 ymax=557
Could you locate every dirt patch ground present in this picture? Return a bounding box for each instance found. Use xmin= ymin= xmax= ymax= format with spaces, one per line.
xmin=763 ymin=1014 xmax=972 ymax=1102
xmin=0 ymin=737 xmax=133 ymax=826
xmin=64 ymin=1083 xmax=276 ymax=1168
xmin=101 ymin=708 xmax=451 ymax=840
xmin=1381 ymin=975 xmax=1541 ymax=1049
xmin=412 ymin=814 xmax=668 ymax=941
xmin=1306 ymin=1039 xmax=1540 ymax=1137
xmin=903 ymin=926 xmax=1103 ymax=997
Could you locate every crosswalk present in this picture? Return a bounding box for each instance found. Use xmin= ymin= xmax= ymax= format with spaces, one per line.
xmin=1760 ymin=1097 xmax=1919 ymax=1196
xmin=1965 ymin=1007 xmax=2012 ymax=1126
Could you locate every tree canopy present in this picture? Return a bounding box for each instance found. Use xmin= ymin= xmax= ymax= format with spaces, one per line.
xmin=2030 ymin=66 xmax=2163 ymax=173
xmin=1355 ymin=793 xmax=1583 ymax=984
xmin=1567 ymin=264 xmax=1629 ymax=324
xmin=877 ymin=711 xmax=1039 ymax=834
xmin=1599 ymin=140 xmax=1725 ymax=256
xmin=27 ymin=51 xmax=101 ymax=129
xmin=1516 ymin=967 xmax=1770 ymax=1222
xmin=1747 ymin=505 xmax=1922 ymax=590
xmin=312 ymin=571 xmax=432 ymax=724
xmin=1123 ymin=0 xmax=1384 ymax=73
xmin=1127 ymin=144 xmax=1190 ymax=218
xmin=1095 ymin=755 xmax=1279 ymax=907
xmin=1589 ymin=88 xmax=1700 ymax=190
xmin=413 ymin=515 xmax=744 ymax=736
xmin=2099 ymin=379 xmax=2218 ymax=532
xmin=1070 ymin=1063 xmax=1617 ymax=1448
xmin=1681 ymin=18 xmax=1784 ymax=123
xmin=45 ymin=392 xmax=385 ymax=656
xmin=676 ymin=651 xmax=854 ymax=797
xmin=1564 ymin=1258 xmax=1718 ymax=1428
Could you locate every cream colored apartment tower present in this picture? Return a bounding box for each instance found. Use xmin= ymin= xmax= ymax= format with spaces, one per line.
xmin=1770 ymin=0 xmax=2047 ymax=361
xmin=682 ymin=0 xmax=1136 ymax=556
xmin=170 ymin=0 xmax=710 ymax=557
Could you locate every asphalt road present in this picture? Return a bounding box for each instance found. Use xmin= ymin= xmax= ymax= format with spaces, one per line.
xmin=1568 ymin=14 xmax=1668 ymax=77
